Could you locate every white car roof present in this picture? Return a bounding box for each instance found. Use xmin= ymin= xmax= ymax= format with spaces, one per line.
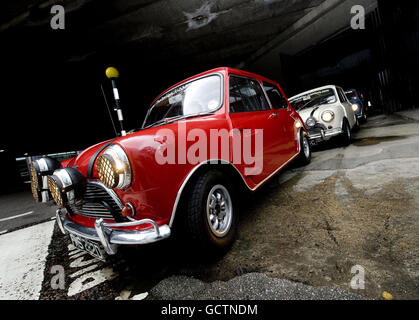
xmin=289 ymin=85 xmax=339 ymax=101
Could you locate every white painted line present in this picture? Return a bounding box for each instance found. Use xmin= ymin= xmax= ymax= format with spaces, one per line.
xmin=0 ymin=211 xmax=34 ymax=222
xmin=69 ymin=263 xmax=100 ymax=279
xmin=50 ymin=216 xmax=56 ymax=220
xmin=0 ymin=220 xmax=55 ymax=299
xmin=0 ymin=230 xmax=7 ymax=235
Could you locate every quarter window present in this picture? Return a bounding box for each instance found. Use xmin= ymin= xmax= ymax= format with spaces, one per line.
xmin=262 ymin=81 xmax=288 ymax=109
xmin=229 ymin=76 xmax=270 ymax=113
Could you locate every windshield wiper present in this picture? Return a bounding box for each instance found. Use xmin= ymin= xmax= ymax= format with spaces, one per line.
xmin=298 ymin=96 xmax=328 ymax=111
xmin=143 ymin=112 xmax=214 ymax=130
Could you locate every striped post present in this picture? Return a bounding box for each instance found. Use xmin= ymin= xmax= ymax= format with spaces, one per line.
xmin=106 ymin=67 xmax=126 ymax=136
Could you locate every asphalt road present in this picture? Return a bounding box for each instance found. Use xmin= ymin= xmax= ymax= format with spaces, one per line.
xmin=0 ymin=187 xmax=56 ymax=233
xmin=0 ymin=112 xmax=418 ymax=300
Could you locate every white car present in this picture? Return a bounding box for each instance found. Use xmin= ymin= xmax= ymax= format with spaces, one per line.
xmin=289 ymin=85 xmax=359 ymax=146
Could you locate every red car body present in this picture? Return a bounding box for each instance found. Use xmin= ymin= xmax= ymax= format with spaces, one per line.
xmin=32 ymin=67 xmax=309 ymax=256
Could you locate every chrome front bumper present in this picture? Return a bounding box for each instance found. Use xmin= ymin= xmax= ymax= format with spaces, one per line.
xmin=56 ymin=209 xmax=171 ymax=255
xmin=308 ymin=128 xmax=343 ymax=141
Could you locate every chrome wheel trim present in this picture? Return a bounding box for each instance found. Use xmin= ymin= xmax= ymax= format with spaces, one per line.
xmin=206 ymin=184 xmax=233 ymax=238
xmin=303 ymin=136 xmax=310 ymax=159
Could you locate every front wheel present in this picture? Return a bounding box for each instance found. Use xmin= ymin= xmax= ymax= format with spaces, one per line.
xmin=185 ymin=170 xmax=237 ymax=251
xmin=353 ymin=118 xmax=360 ymax=132
xmin=362 ymin=113 xmax=368 ymax=123
xmin=340 ymin=119 xmax=352 ymax=146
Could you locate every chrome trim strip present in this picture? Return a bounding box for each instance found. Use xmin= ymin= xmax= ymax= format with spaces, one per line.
xmin=169 ymin=159 xmax=235 ymax=227
xmin=250 ymin=152 xmax=299 ymax=191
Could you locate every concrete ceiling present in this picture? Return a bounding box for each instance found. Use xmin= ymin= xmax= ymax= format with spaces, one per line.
xmin=1 ymin=0 xmax=326 ymax=66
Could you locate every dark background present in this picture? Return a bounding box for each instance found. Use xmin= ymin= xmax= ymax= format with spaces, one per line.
xmin=0 ymin=0 xmax=418 ymax=192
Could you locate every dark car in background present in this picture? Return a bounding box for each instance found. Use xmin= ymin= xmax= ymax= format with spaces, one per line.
xmin=345 ymin=89 xmax=368 ymax=123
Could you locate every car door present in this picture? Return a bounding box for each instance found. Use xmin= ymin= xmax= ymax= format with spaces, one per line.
xmin=336 ymin=87 xmax=356 ymax=128
xmin=228 ymin=75 xmax=284 ymax=185
xmin=262 ymin=81 xmax=299 ymax=161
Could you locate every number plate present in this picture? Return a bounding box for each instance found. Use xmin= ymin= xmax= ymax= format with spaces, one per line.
xmin=69 ymin=234 xmax=106 ymax=261
xmin=309 ymin=139 xmax=319 ymax=147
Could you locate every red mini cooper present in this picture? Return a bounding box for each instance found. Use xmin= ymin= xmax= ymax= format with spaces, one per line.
xmin=30 ymin=67 xmax=311 ymax=259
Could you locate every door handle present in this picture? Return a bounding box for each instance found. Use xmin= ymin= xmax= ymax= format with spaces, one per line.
xmin=268 ymin=113 xmax=278 ymax=119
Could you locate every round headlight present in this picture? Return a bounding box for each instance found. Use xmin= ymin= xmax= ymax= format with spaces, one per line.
xmin=321 ymin=111 xmax=335 ymax=123
xmin=96 ymin=144 xmax=131 ymax=190
xmin=30 ymin=157 xmax=61 ymax=202
xmin=48 ymin=168 xmax=86 ymax=206
xmin=352 ymin=104 xmax=359 ymax=112
xmin=306 ymin=117 xmax=316 ymax=127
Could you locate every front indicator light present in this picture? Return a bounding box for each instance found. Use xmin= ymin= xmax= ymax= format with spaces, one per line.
xmin=121 ymin=202 xmax=135 ymax=217
xmin=306 ymin=117 xmax=316 ymax=127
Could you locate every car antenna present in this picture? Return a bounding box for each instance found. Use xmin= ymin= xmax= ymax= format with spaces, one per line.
xmin=105 ymin=66 xmax=126 ymax=136
xmin=100 ymin=84 xmax=118 ymax=137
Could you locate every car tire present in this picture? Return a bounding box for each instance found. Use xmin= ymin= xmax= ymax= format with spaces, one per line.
xmin=185 ymin=170 xmax=237 ymax=251
xmin=362 ymin=113 xmax=368 ymax=123
xmin=296 ymin=131 xmax=311 ymax=166
xmin=353 ymin=118 xmax=360 ymax=132
xmin=340 ymin=118 xmax=352 ymax=146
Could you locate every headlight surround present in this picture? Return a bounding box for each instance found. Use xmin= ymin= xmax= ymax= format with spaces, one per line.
xmin=30 ymin=157 xmax=61 ymax=202
xmin=306 ymin=117 xmax=316 ymax=128
xmin=48 ymin=168 xmax=86 ymax=206
xmin=321 ymin=111 xmax=335 ymax=123
xmin=96 ymin=144 xmax=132 ymax=190
xmin=352 ymin=104 xmax=360 ymax=112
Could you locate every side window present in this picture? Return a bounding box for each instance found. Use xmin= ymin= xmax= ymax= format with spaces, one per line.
xmin=337 ymin=88 xmax=347 ymax=103
xmin=262 ymin=81 xmax=288 ymax=109
xmin=229 ymin=76 xmax=270 ymax=113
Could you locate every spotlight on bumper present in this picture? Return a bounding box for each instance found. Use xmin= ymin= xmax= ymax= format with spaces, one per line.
xmin=48 ymin=168 xmax=86 ymax=206
xmin=30 ymin=157 xmax=61 ymax=202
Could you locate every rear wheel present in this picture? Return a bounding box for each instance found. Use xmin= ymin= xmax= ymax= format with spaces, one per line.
xmin=185 ymin=170 xmax=237 ymax=251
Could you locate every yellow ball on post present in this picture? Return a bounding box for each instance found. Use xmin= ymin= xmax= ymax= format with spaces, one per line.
xmin=105 ymin=67 xmax=119 ymax=79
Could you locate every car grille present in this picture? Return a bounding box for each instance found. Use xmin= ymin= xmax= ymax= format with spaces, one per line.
xmin=69 ymin=181 xmax=122 ymax=220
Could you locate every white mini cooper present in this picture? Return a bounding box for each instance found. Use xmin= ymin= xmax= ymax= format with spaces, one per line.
xmin=289 ymin=85 xmax=358 ymax=146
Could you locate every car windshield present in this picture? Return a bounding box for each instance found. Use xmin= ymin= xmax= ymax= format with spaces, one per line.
xmin=143 ymin=75 xmax=222 ymax=128
xmin=289 ymin=89 xmax=337 ymax=111
xmin=345 ymin=90 xmax=357 ymax=101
